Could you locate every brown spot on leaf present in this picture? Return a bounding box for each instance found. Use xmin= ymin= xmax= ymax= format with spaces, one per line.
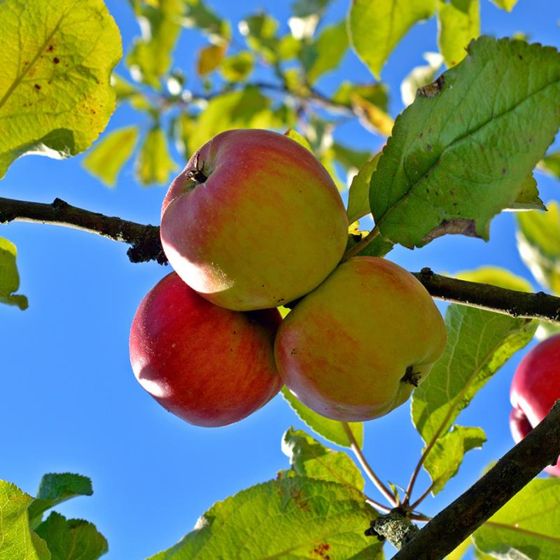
xmin=47 ymin=45 xmax=54 ymax=52
xmin=312 ymin=543 xmax=331 ymax=559
xmin=53 ymin=57 xmax=60 ymax=64
xmin=34 ymin=84 xmax=41 ymax=90
xmin=422 ymin=218 xmax=478 ymax=244
xmin=417 ymin=75 xmax=445 ymax=98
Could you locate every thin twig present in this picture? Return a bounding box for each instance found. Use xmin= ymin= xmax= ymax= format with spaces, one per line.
xmin=341 ymin=422 xmax=397 ymax=507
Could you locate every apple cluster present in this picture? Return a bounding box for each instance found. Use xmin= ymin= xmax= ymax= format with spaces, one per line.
xmin=129 ymin=129 xmax=447 ymax=427
xmin=509 ymin=333 xmax=560 ymax=476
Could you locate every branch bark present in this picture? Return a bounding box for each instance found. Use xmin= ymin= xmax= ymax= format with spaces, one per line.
xmin=392 ymin=400 xmax=560 ymax=560
xmin=2 ymin=196 xmax=560 ymax=322
xmin=0 ymin=196 xmax=165 ymax=264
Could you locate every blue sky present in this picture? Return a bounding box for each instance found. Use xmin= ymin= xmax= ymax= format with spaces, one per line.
xmin=1 ymin=1 xmax=559 ymax=558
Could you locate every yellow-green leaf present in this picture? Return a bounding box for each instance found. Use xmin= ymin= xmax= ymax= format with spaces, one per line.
xmin=0 ymin=0 xmax=122 ymax=178
xmin=490 ymin=0 xmax=518 ymax=11
xmin=438 ymin=0 xmax=480 ymax=67
xmin=82 ymin=126 xmax=139 ymax=187
xmin=220 ymin=51 xmax=254 ymax=82
xmin=455 ymin=266 xmax=532 ymax=292
xmin=348 ymin=0 xmax=436 ymax=79
xmin=347 ymin=154 xmax=380 ymax=223
xmin=196 ymin=43 xmax=227 ymax=76
xmin=136 ymin=127 xmax=177 ymax=185
xmin=0 ymin=237 xmax=28 ymax=310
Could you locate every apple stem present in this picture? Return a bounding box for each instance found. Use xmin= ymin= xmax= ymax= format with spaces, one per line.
xmin=341 ymin=422 xmax=398 ymax=507
xmin=342 ymin=226 xmax=381 ymax=261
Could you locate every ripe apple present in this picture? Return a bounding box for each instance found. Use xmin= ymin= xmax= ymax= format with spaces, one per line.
xmin=275 ymin=256 xmax=447 ymax=421
xmin=129 ymin=272 xmax=282 ymax=427
xmin=160 ymin=129 xmax=349 ymax=311
xmin=510 ymin=333 xmax=560 ymax=476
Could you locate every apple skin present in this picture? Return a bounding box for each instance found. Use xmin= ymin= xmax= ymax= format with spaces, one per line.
xmin=129 ymin=272 xmax=282 ymax=427
xmin=510 ymin=333 xmax=560 ymax=476
xmin=160 ymin=129 xmax=348 ymax=311
xmin=275 ymin=256 xmax=447 ymax=421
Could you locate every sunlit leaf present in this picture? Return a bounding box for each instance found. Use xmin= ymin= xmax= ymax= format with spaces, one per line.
xmin=438 ymin=0 xmax=480 ymax=67
xmin=347 ymin=154 xmax=380 ymax=223
xmin=112 ymin=75 xmax=153 ymax=112
xmin=127 ymin=0 xmax=183 ymax=89
xmin=371 ymin=37 xmax=560 ymax=248
xmin=185 ymin=87 xmax=283 ymax=154
xmin=196 ymin=43 xmax=227 ymax=76
xmin=0 ymin=237 xmax=28 ymax=310
xmin=349 ymin=0 xmax=436 ymax=79
xmin=412 ymin=304 xmax=536 ymax=455
xmin=136 ymin=126 xmax=177 ymax=185
xmin=474 ymin=479 xmax=560 ymax=557
xmin=148 ymin=477 xmax=381 ymax=559
xmin=282 ymin=388 xmax=364 ymax=449
xmin=506 ymin=174 xmax=545 ymax=211
xmin=280 ymin=428 xmax=364 ymax=490
xmin=0 ymin=0 xmax=122 ymax=178
xmin=490 ymin=0 xmax=518 ymax=11
xmin=239 ymin=13 xmax=279 ymax=64
xmin=517 ymin=202 xmax=560 ymax=293
xmin=0 ymin=481 xmax=50 ymax=560
xmin=538 ymin=150 xmax=560 ymax=179
xmin=422 ymin=425 xmax=486 ymax=494
xmin=220 ymin=52 xmax=254 ymax=82
xmin=182 ymin=0 xmax=231 ymax=42
xmin=82 ymin=126 xmax=139 ymax=187
xmin=301 ymin=21 xmax=348 ymax=84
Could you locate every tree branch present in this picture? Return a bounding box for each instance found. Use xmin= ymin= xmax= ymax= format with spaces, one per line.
xmin=0 ymin=196 xmax=165 ymax=264
xmin=392 ymin=400 xmax=560 ymax=560
xmin=2 ymin=196 xmax=560 ymax=323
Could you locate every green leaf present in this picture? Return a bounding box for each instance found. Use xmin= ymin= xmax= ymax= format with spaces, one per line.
xmin=333 ymin=82 xmax=389 ymax=113
xmin=371 ymin=37 xmax=560 ymax=248
xmin=281 ymin=428 xmax=364 ymax=490
xmin=412 ymin=304 xmax=536 ymax=455
xmin=148 ymin=477 xmax=381 ymax=560
xmin=332 ymin=143 xmax=372 ymax=174
xmin=507 ymin=174 xmax=545 ymax=211
xmin=447 ymin=537 xmax=474 ymax=560
xmin=282 ymin=388 xmax=364 ymax=449
xmin=0 ymin=237 xmax=28 ymax=310
xmin=0 ymin=0 xmax=122 ymax=178
xmin=301 ymin=21 xmax=348 ymax=84
xmin=112 ymin=75 xmax=153 ymax=112
xmin=489 ymin=0 xmax=518 ymax=11
xmin=347 ymin=154 xmax=381 ymax=223
xmin=455 ymin=266 xmax=533 ymax=292
xmin=538 ymin=150 xmax=560 ymax=179
xmin=438 ymin=0 xmax=480 ymax=67
xmin=127 ymin=0 xmax=183 ymax=89
xmin=401 ymin=52 xmax=444 ymax=106
xmin=82 ymin=126 xmax=139 ymax=187
xmin=182 ymin=0 xmax=231 ymax=43
xmin=240 ymin=13 xmax=279 ymax=64
xmin=0 ymin=481 xmax=50 ymax=560
xmin=35 ymin=512 xmax=108 ymax=560
xmin=220 ymin=52 xmax=254 ymax=82
xmin=185 ymin=87 xmax=282 ymax=154
xmin=348 ymin=0 xmax=436 ymax=79
xmin=473 ymin=479 xmax=560 ymax=557
xmin=136 ymin=126 xmax=177 ymax=185
xmin=284 ymin=129 xmax=313 ymax=151
xmin=28 ymin=473 xmax=93 ymax=528
xmin=516 ymin=202 xmax=560 ymax=293
xmin=422 ymin=425 xmax=486 ymax=495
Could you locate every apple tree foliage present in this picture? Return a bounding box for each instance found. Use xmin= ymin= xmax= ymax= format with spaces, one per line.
xmin=1 ymin=0 xmax=560 ymax=557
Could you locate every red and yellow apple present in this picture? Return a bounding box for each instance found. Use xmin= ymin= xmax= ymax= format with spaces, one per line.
xmin=160 ymin=129 xmax=348 ymax=311
xmin=510 ymin=333 xmax=560 ymax=476
xmin=275 ymin=257 xmax=447 ymax=421
xmin=129 ymin=272 xmax=282 ymax=427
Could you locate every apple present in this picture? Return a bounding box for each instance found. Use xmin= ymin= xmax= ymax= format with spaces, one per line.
xmin=129 ymin=272 xmax=282 ymax=427
xmin=275 ymin=256 xmax=447 ymax=421
xmin=510 ymin=333 xmax=560 ymax=476
xmin=160 ymin=129 xmax=348 ymax=311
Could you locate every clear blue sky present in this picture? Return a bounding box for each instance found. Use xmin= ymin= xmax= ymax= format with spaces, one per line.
xmin=1 ymin=1 xmax=559 ymax=558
